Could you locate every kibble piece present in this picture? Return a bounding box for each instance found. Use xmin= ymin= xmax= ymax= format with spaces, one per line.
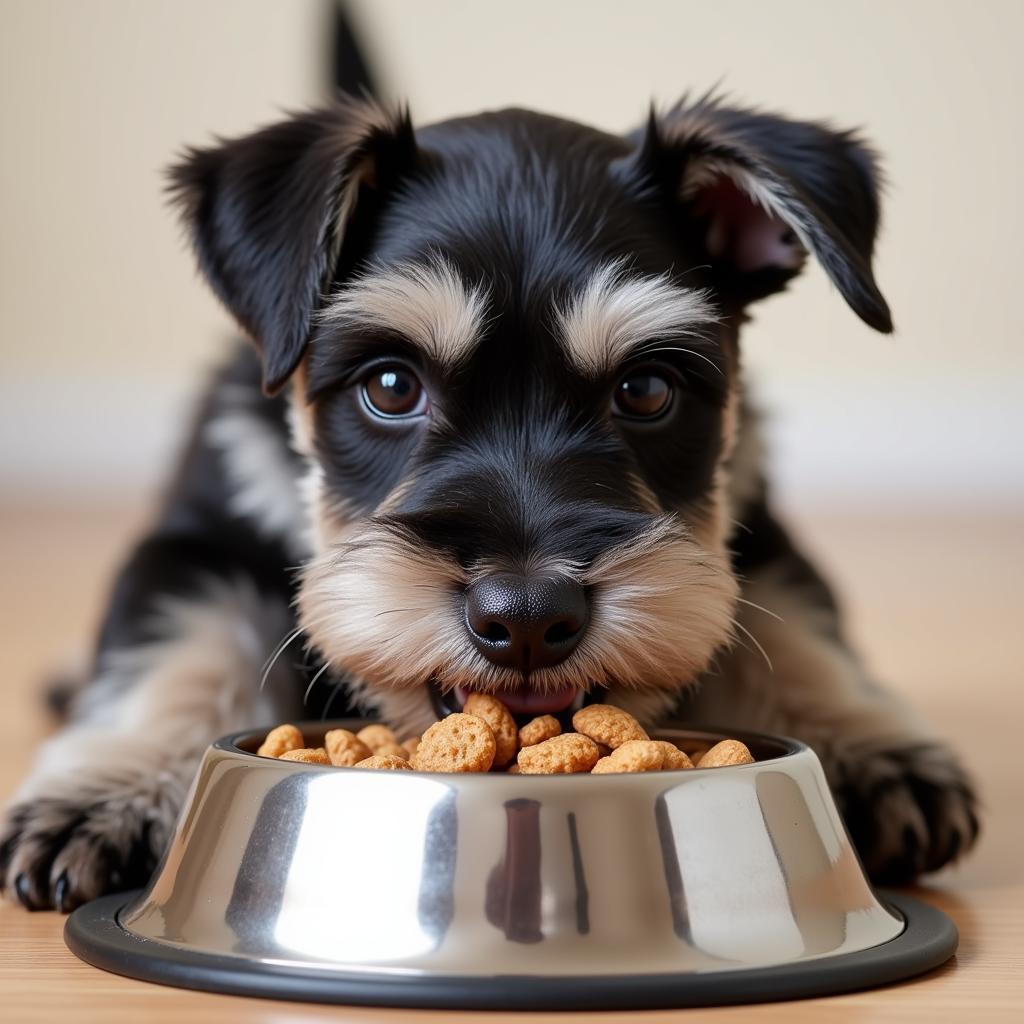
xmin=279 ymin=747 xmax=330 ymax=765
xmin=517 ymin=733 xmax=600 ymax=774
xmin=697 ymin=739 xmax=755 ymax=769
xmin=412 ymin=713 xmax=497 ymax=773
xmin=357 ymin=724 xmax=399 ymax=752
xmin=257 ymin=723 xmax=304 ymax=758
xmin=464 ymin=692 xmax=519 ymax=767
xmin=355 ymin=754 xmax=413 ymax=771
xmin=325 ymin=728 xmax=373 ymax=767
xmin=572 ymin=704 xmax=648 ymax=749
xmin=401 ymin=736 xmax=421 ymax=758
xmin=518 ymin=714 xmax=561 ymax=747
xmin=591 ymin=739 xmax=665 ymax=774
xmin=652 ymin=741 xmax=694 ymax=771
xmin=507 ymin=763 xmax=522 ymax=774
xmin=374 ymin=741 xmax=410 ymax=760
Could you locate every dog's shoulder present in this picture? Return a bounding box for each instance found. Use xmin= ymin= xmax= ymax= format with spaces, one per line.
xmin=157 ymin=342 xmax=308 ymax=563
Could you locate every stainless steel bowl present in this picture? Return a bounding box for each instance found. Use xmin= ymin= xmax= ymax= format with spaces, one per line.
xmin=66 ymin=722 xmax=957 ymax=1009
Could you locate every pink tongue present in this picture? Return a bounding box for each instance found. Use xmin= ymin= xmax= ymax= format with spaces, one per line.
xmin=457 ymin=685 xmax=578 ymax=715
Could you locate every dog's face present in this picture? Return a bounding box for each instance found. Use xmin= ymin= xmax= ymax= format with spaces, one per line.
xmin=172 ymin=97 xmax=890 ymax=732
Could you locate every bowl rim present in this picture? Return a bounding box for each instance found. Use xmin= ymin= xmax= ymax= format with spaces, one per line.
xmin=214 ymin=721 xmax=810 ymax=780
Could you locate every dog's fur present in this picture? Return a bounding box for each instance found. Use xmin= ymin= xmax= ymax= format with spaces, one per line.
xmin=1 ymin=93 xmax=978 ymax=912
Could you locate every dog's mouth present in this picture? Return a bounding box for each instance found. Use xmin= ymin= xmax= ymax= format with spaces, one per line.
xmin=428 ymin=679 xmax=598 ymax=730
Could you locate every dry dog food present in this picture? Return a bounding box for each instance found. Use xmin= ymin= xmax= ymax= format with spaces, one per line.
xmin=411 ymin=712 xmax=497 ymax=773
xmin=354 ymin=753 xmax=412 ymax=770
xmin=463 ymin=692 xmax=518 ymax=767
xmin=517 ymin=732 xmax=601 ymax=774
xmin=279 ymin=747 xmax=330 ymax=765
xmin=324 ymin=728 xmax=373 ymax=767
xmin=696 ymin=739 xmax=755 ymax=768
xmin=592 ymin=740 xmax=695 ymax=774
xmin=518 ymin=714 xmax=561 ymax=747
xmin=258 ymin=701 xmax=755 ymax=775
xmin=257 ymin=723 xmax=304 ymax=758
xmin=571 ymin=704 xmax=649 ymax=748
xmin=357 ymin=724 xmax=400 ymax=752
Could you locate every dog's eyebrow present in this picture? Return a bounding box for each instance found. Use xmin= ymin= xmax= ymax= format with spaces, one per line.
xmin=555 ymin=262 xmax=718 ymax=377
xmin=317 ymin=258 xmax=489 ymax=370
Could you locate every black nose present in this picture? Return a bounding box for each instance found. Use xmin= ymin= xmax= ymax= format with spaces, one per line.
xmin=464 ymin=573 xmax=589 ymax=673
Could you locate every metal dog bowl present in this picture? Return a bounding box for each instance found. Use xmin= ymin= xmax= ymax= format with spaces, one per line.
xmin=66 ymin=722 xmax=957 ymax=1009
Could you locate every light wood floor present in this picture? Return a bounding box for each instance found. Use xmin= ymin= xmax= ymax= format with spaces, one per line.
xmin=0 ymin=498 xmax=1021 ymax=1022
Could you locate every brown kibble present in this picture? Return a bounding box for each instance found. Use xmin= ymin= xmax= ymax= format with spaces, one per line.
xmin=357 ymin=724 xmax=399 ymax=752
xmin=257 ymin=724 xmax=304 ymax=758
xmin=572 ymin=704 xmax=648 ymax=749
xmin=697 ymin=739 xmax=755 ymax=769
xmin=652 ymin=741 xmax=694 ymax=771
xmin=464 ymin=692 xmax=519 ymax=766
xmin=517 ymin=733 xmax=600 ymax=774
xmin=354 ymin=754 xmax=413 ymax=770
xmin=412 ymin=713 xmax=497 ymax=773
xmin=279 ymin=747 xmax=330 ymax=765
xmin=591 ymin=739 xmax=665 ymax=774
xmin=325 ymin=728 xmax=373 ymax=767
xmin=374 ymin=741 xmax=410 ymax=759
xmin=256 ymin=712 xmax=744 ymax=777
xmin=518 ymin=714 xmax=561 ymax=747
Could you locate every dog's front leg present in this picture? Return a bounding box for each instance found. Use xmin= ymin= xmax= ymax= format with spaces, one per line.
xmin=0 ymin=535 xmax=299 ymax=912
xmin=681 ymin=518 xmax=980 ymax=883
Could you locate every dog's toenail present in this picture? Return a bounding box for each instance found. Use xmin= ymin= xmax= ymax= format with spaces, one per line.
xmin=14 ymin=873 xmax=37 ymax=910
xmin=53 ymin=872 xmax=71 ymax=914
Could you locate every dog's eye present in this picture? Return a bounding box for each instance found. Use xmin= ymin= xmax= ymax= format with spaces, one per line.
xmin=360 ymin=366 xmax=428 ymax=419
xmin=612 ymin=371 xmax=673 ymax=420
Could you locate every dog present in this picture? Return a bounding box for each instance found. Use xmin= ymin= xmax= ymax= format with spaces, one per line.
xmin=0 ymin=92 xmax=979 ymax=913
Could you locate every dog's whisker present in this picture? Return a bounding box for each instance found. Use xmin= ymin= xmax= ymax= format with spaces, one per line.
xmin=735 ymin=597 xmax=784 ymax=622
xmin=303 ymin=661 xmax=332 ymax=706
xmin=259 ymin=627 xmax=304 ymax=692
xmin=731 ymin=618 xmax=774 ymax=673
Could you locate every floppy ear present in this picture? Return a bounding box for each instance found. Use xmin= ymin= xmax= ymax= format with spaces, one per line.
xmin=638 ymin=95 xmax=892 ymax=332
xmin=169 ymin=97 xmax=417 ymax=394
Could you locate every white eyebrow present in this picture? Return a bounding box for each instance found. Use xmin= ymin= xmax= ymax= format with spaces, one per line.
xmin=317 ymin=258 xmax=489 ymax=370
xmin=554 ymin=261 xmax=718 ymax=376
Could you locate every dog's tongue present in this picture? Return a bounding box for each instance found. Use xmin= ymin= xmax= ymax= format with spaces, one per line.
xmin=456 ymin=684 xmax=578 ymax=715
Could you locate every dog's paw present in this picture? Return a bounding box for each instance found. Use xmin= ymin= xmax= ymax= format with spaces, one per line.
xmin=830 ymin=741 xmax=980 ymax=884
xmin=0 ymin=767 xmax=184 ymax=913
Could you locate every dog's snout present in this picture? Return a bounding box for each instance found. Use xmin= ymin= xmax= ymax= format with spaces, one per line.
xmin=464 ymin=573 xmax=588 ymax=673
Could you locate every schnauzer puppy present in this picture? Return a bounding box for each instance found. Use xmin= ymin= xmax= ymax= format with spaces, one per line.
xmin=1 ymin=94 xmax=978 ymax=912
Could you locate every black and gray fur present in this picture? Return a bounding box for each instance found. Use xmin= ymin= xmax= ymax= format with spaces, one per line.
xmin=1 ymin=88 xmax=977 ymax=911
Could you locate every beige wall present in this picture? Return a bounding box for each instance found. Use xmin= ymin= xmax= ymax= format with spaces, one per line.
xmin=2 ymin=0 xmax=1021 ymax=502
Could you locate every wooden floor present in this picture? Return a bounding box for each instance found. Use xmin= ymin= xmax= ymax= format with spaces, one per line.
xmin=0 ymin=498 xmax=1021 ymax=1022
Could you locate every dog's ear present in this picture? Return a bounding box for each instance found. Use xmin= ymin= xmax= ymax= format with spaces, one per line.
xmin=636 ymin=96 xmax=892 ymax=332
xmin=169 ymin=98 xmax=417 ymax=394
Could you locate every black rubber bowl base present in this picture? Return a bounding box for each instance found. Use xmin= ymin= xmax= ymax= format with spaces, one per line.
xmin=65 ymin=890 xmax=956 ymax=1011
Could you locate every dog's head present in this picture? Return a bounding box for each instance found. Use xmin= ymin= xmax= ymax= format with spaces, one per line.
xmin=171 ymin=95 xmax=890 ymax=733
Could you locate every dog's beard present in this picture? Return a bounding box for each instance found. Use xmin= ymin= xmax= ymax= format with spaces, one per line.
xmin=298 ymin=516 xmax=739 ymax=736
